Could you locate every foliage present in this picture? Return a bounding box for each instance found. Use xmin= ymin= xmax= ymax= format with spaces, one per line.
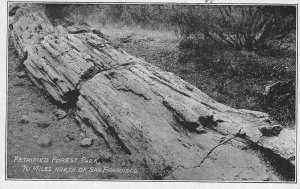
xmin=172 ymin=5 xmax=296 ymax=56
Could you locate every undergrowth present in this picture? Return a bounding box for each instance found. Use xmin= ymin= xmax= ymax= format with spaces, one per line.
xmin=178 ymin=37 xmax=296 ymax=127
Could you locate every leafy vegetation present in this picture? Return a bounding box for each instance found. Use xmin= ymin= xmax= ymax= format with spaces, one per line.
xmin=173 ymin=6 xmax=296 ymax=56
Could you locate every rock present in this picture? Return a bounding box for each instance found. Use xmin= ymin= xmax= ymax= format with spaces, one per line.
xmin=34 ymin=109 xmax=44 ymax=113
xmin=147 ymin=37 xmax=155 ymax=41
xmin=32 ymin=134 xmax=39 ymax=139
xmin=16 ymin=71 xmax=26 ymax=78
xmin=80 ymin=138 xmax=93 ymax=147
xmin=37 ymin=134 xmax=52 ymax=147
xmin=36 ymin=122 xmax=51 ymax=128
xmin=63 ymin=137 xmax=70 ymax=142
xmin=20 ymin=115 xmax=30 ymax=124
xmin=120 ymin=35 xmax=132 ymax=43
xmin=121 ymin=160 xmax=126 ymax=167
xmin=9 ymin=5 xmax=20 ymax=17
xmin=31 ymin=113 xmax=52 ymax=128
xmin=79 ymin=132 xmax=85 ymax=138
xmin=263 ymin=80 xmax=294 ymax=97
xmin=67 ymin=25 xmax=89 ymax=34
xmin=97 ymin=151 xmax=112 ymax=162
xmin=53 ymin=109 xmax=67 ymax=119
xmin=53 ymin=149 xmax=63 ymax=156
xmin=259 ymin=129 xmax=295 ymax=161
xmin=66 ymin=133 xmax=76 ymax=140
xmin=20 ymin=113 xmax=51 ymax=126
xmin=90 ymin=28 xmax=107 ymax=39
xmin=290 ymin=158 xmax=295 ymax=166
xmin=14 ymin=82 xmax=25 ymax=86
xmin=259 ymin=125 xmax=283 ymax=137
xmin=102 ymin=151 xmax=112 ymax=159
xmin=195 ymin=126 xmax=207 ymax=134
xmin=263 ymin=80 xmax=294 ymax=104
xmin=9 ymin=21 xmax=14 ymax=30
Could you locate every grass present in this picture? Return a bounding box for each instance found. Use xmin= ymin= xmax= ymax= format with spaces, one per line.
xmin=179 ymin=38 xmax=296 ymax=128
xmin=90 ymin=21 xmax=178 ymax=42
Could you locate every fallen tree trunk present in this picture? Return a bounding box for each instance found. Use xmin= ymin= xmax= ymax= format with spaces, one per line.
xmin=9 ymin=4 xmax=295 ymax=180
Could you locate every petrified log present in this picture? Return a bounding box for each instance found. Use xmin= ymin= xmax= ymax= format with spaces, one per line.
xmin=9 ymin=4 xmax=295 ymax=180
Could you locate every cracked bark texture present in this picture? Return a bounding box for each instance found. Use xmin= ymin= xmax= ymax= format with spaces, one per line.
xmin=9 ymin=4 xmax=295 ymax=180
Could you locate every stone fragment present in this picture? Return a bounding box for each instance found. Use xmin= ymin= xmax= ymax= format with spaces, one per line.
xmin=63 ymin=137 xmax=70 ymax=142
xmin=16 ymin=71 xmax=26 ymax=78
xmin=20 ymin=115 xmax=30 ymax=124
xmin=259 ymin=129 xmax=295 ymax=161
xmin=32 ymin=134 xmax=39 ymax=139
xmin=30 ymin=113 xmax=52 ymax=128
xmin=120 ymin=35 xmax=132 ymax=43
xmin=195 ymin=126 xmax=207 ymax=134
xmin=53 ymin=109 xmax=67 ymax=119
xmin=81 ymin=138 xmax=93 ymax=147
xmin=14 ymin=81 xmax=25 ymax=86
xmin=67 ymin=25 xmax=88 ymax=34
xmin=79 ymin=132 xmax=85 ymax=138
xmin=66 ymin=132 xmax=76 ymax=140
xmin=259 ymin=125 xmax=283 ymax=137
xmin=98 ymin=151 xmax=112 ymax=162
xmin=37 ymin=134 xmax=52 ymax=147
xmin=36 ymin=122 xmax=51 ymax=128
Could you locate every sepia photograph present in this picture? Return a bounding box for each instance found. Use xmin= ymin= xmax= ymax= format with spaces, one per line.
xmin=5 ymin=1 xmax=296 ymax=182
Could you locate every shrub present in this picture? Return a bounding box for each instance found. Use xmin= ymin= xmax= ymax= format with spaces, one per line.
xmin=173 ymin=5 xmax=296 ymax=57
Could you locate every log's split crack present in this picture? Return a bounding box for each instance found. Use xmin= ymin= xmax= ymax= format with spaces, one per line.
xmin=196 ymin=134 xmax=238 ymax=168
xmin=170 ymin=130 xmax=241 ymax=174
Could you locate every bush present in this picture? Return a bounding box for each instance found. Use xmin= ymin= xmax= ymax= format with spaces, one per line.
xmin=178 ymin=37 xmax=227 ymax=69
xmin=178 ymin=35 xmax=296 ymax=79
